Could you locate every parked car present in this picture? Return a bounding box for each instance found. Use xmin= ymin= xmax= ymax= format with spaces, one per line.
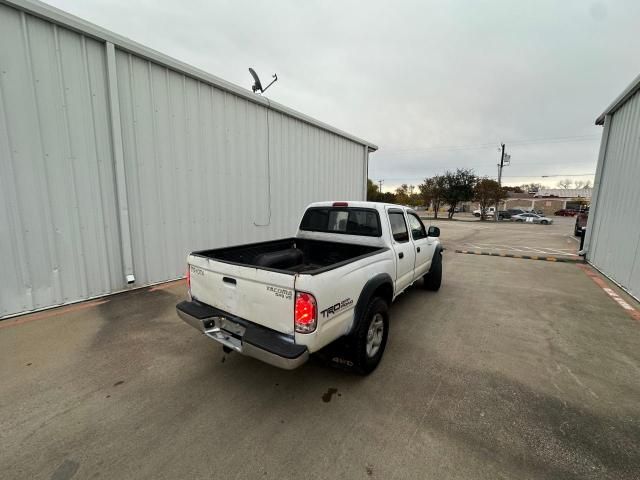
xmin=176 ymin=201 xmax=443 ymax=374
xmin=511 ymin=213 xmax=553 ymax=225
xmin=473 ymin=206 xmax=496 ymax=217
xmin=575 ymin=211 xmax=588 ymax=236
xmin=507 ymin=208 xmax=527 ymax=216
xmin=497 ymin=210 xmax=511 ymax=220
xmin=554 ymin=209 xmax=577 ymax=217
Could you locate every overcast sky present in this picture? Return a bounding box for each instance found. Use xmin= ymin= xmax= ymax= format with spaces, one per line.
xmin=48 ymin=0 xmax=640 ymax=191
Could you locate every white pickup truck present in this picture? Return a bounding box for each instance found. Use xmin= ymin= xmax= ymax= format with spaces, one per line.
xmin=473 ymin=206 xmax=496 ymax=217
xmin=176 ymin=201 xmax=442 ymax=374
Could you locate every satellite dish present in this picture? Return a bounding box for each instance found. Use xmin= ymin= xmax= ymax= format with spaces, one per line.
xmin=249 ymin=67 xmax=278 ymax=94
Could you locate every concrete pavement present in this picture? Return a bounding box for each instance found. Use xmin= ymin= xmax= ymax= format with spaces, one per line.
xmin=1 ymin=218 xmax=639 ymax=479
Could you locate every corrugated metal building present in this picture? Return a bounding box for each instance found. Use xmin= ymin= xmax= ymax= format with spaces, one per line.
xmin=585 ymin=73 xmax=640 ymax=301
xmin=0 ymin=0 xmax=377 ymax=318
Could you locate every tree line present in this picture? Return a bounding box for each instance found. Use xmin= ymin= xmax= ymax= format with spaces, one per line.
xmin=367 ymin=168 xmax=507 ymax=219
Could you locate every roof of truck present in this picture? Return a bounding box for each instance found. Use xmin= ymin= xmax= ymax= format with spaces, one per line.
xmin=306 ymin=201 xmax=411 ymax=210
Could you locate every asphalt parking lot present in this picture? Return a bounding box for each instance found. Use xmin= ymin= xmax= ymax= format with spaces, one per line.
xmin=2 ymin=217 xmax=639 ymax=480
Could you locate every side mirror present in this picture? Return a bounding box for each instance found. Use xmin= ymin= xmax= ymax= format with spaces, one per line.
xmin=427 ymin=226 xmax=440 ymax=237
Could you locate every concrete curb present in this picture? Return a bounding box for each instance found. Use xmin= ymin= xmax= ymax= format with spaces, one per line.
xmin=454 ymin=249 xmax=584 ymax=263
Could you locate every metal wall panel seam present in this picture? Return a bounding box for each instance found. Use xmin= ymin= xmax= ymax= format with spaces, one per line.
xmin=105 ymin=42 xmax=134 ymax=284
xmin=126 ymin=53 xmax=150 ymax=283
xmin=22 ymin=13 xmax=63 ymax=304
xmin=80 ymin=35 xmax=112 ymax=292
xmin=87 ymin=40 xmax=122 ymax=292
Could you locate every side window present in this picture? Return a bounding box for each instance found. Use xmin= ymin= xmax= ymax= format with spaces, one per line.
xmin=389 ymin=212 xmax=409 ymax=243
xmin=407 ymin=213 xmax=427 ymax=240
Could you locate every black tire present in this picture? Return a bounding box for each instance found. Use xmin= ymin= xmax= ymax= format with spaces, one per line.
xmin=541 ymin=220 xmax=548 ymax=225
xmin=516 ymin=219 xmax=524 ymax=223
xmin=423 ymin=250 xmax=442 ymax=291
xmin=474 ymin=213 xmax=480 ymax=217
xmin=351 ymin=297 xmax=389 ymax=375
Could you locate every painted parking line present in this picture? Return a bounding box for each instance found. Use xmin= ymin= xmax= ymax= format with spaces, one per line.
xmin=577 ymin=264 xmax=640 ymax=322
xmin=454 ymin=249 xmax=583 ymax=263
xmin=459 ymin=243 xmax=579 ymax=257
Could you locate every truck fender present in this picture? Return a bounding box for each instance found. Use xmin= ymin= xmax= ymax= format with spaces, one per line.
xmin=431 ymin=245 xmax=443 ymax=266
xmin=349 ymin=273 xmax=393 ymax=335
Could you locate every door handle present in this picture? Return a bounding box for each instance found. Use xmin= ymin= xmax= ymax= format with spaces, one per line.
xmin=398 ymin=252 xmax=404 ymax=259
xmin=417 ymin=247 xmax=421 ymax=253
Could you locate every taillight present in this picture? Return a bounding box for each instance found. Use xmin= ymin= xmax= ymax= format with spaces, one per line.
xmin=186 ymin=266 xmax=191 ymax=291
xmin=332 ymin=202 xmax=348 ymax=207
xmin=294 ymin=292 xmax=317 ymax=333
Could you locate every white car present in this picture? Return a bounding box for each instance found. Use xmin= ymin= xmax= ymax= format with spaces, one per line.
xmin=177 ymin=201 xmax=443 ymax=374
xmin=511 ymin=213 xmax=553 ymax=225
xmin=473 ymin=207 xmax=496 ymax=217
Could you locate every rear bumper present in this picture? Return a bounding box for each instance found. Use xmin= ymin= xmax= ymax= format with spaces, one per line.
xmin=176 ymin=300 xmax=308 ymax=370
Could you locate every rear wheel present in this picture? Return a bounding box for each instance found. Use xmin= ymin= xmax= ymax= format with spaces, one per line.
xmin=352 ymin=297 xmax=389 ymax=375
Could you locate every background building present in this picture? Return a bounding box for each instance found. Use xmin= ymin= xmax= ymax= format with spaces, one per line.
xmin=493 ymin=189 xmax=592 ymax=216
xmin=585 ymin=73 xmax=640 ymax=300
xmin=0 ymin=0 xmax=377 ymax=318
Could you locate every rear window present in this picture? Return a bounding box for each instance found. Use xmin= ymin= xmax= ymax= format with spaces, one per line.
xmin=300 ymin=207 xmax=382 ymax=237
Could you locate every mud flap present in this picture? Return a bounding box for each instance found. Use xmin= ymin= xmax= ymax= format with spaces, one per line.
xmin=315 ymin=336 xmax=358 ymax=372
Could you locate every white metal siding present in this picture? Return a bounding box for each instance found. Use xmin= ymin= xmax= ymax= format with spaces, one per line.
xmin=0 ymin=1 xmax=372 ymax=317
xmin=0 ymin=5 xmax=122 ymax=316
xmin=587 ymin=89 xmax=640 ymax=300
xmin=114 ymin=51 xmax=366 ymax=286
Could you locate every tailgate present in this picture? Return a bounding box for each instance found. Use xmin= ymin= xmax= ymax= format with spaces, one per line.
xmin=188 ymin=255 xmax=296 ymax=335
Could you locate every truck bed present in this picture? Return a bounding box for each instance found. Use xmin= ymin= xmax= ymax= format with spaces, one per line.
xmin=193 ymin=238 xmax=385 ymax=275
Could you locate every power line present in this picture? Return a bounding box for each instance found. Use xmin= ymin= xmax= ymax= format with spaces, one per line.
xmin=376 ymin=173 xmax=595 ymax=183
xmin=384 ymin=134 xmax=600 ymax=156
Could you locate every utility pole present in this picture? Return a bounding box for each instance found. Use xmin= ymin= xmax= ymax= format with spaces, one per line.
xmin=497 ymin=143 xmax=505 ymax=186
xmin=378 ymin=179 xmax=383 ymax=193
xmin=495 ymin=143 xmax=506 ymax=221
